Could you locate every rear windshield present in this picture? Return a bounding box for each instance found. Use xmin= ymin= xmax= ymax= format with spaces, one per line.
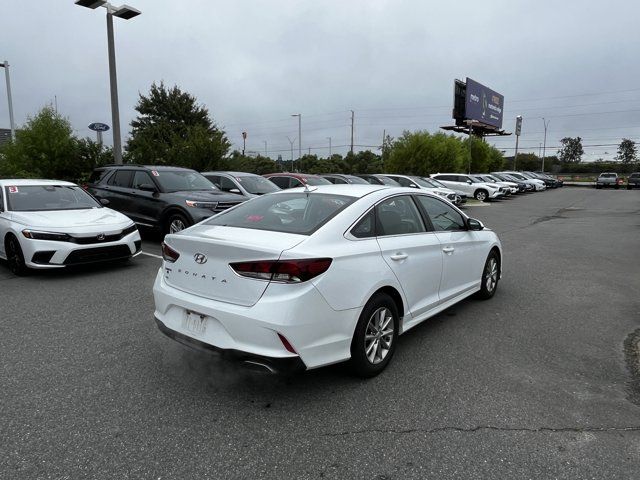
xmin=630 ymin=173 xmax=640 ymax=178
xmin=154 ymin=170 xmax=219 ymax=192
xmin=344 ymin=175 xmax=369 ymax=184
xmin=5 ymin=185 xmax=101 ymax=211
xmin=378 ymin=176 xmax=400 ymax=186
xmin=204 ymin=192 xmax=355 ymax=235
xmin=600 ymin=173 xmax=616 ymax=178
xmin=236 ymin=175 xmax=280 ymax=194
xmin=304 ymin=176 xmax=332 ymax=186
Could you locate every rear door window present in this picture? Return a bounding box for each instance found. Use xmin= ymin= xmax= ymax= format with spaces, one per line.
xmin=376 ymin=195 xmax=426 ymax=236
xmin=268 ymin=177 xmax=290 ymax=189
xmin=88 ymin=169 xmax=110 ymax=184
xmin=108 ymin=170 xmax=134 ymax=188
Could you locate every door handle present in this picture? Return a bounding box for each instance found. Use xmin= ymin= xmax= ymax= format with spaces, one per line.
xmin=390 ymin=253 xmax=408 ymax=261
xmin=442 ymin=246 xmax=455 ymax=254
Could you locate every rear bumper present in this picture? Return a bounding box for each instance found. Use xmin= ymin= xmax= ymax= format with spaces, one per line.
xmin=153 ymin=268 xmax=359 ymax=370
xmin=155 ymin=316 xmax=306 ymax=374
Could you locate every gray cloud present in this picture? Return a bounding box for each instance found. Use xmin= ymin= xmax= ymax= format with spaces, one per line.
xmin=3 ymin=0 xmax=640 ymax=160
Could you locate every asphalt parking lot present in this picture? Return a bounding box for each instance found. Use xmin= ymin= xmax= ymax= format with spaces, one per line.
xmin=2 ymin=188 xmax=640 ymax=479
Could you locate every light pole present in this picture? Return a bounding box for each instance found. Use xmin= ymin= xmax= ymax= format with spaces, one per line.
xmin=0 ymin=61 xmax=15 ymax=141
xmin=286 ymin=136 xmax=296 ymax=171
xmin=514 ymin=115 xmax=522 ymax=170
xmin=291 ymin=114 xmax=301 ymax=160
xmin=542 ymin=118 xmax=550 ymax=172
xmin=326 ymin=137 xmax=332 ymax=157
xmin=75 ymin=0 xmax=141 ymax=164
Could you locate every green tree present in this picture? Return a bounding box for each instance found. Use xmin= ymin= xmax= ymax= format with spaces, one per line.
xmin=126 ymin=82 xmax=230 ymax=170
xmin=0 ymin=106 xmax=79 ymax=180
xmin=223 ymin=151 xmax=280 ymax=174
xmin=557 ymin=137 xmax=584 ymax=163
xmin=615 ymin=138 xmax=636 ymax=164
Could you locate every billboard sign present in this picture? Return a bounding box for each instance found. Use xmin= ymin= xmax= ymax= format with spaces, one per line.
xmin=465 ymin=78 xmax=504 ymax=129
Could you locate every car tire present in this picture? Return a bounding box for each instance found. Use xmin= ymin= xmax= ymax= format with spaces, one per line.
xmin=6 ymin=235 xmax=28 ymax=276
xmin=474 ymin=189 xmax=488 ymax=202
xmin=164 ymin=213 xmax=191 ymax=236
xmin=350 ymin=292 xmax=399 ymax=378
xmin=475 ymin=251 xmax=500 ymax=300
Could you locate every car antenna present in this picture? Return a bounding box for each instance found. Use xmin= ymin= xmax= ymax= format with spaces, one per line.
xmin=303 ymin=183 xmax=317 ymax=195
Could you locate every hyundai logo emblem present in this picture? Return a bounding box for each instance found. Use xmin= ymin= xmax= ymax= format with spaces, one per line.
xmin=96 ymin=233 xmax=106 ymax=241
xmin=193 ymin=253 xmax=207 ymax=264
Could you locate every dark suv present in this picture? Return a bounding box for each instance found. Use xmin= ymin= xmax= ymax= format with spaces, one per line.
xmin=627 ymin=172 xmax=640 ymax=190
xmin=86 ymin=165 xmax=245 ymax=235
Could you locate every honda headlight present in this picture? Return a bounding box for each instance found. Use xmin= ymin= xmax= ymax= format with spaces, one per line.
xmin=22 ymin=230 xmax=72 ymax=242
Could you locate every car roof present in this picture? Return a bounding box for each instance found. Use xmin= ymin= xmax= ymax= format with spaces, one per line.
xmin=0 ymin=179 xmax=77 ymax=187
xmin=98 ymin=164 xmax=195 ymax=172
xmin=201 ymin=171 xmax=260 ymax=177
xmin=272 ymin=184 xmax=392 ymax=197
xmin=264 ymin=172 xmax=323 ymax=179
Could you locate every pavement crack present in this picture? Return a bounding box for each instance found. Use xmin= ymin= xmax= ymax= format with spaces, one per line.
xmin=322 ymin=425 xmax=640 ymax=437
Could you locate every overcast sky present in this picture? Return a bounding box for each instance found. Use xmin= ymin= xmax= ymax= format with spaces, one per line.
xmin=3 ymin=0 xmax=640 ymax=160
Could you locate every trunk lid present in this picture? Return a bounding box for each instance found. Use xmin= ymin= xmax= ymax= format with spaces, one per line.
xmin=163 ymin=225 xmax=306 ymax=306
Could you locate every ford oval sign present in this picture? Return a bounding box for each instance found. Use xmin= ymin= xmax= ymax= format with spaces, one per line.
xmin=88 ymin=122 xmax=110 ymax=132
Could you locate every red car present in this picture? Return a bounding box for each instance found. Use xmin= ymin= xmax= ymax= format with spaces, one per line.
xmin=263 ymin=173 xmax=332 ymax=189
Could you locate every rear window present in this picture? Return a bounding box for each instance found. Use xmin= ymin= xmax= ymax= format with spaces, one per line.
xmin=88 ymin=169 xmax=111 ymax=184
xmin=204 ymin=192 xmax=355 ymax=235
xmin=630 ymin=173 xmax=640 ymax=179
xmin=600 ymin=173 xmax=617 ymax=178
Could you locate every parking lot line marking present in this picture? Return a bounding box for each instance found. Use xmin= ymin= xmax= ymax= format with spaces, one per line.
xmin=140 ymin=251 xmax=163 ymax=259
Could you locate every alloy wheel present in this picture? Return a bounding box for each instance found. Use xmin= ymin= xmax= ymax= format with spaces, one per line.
xmin=485 ymin=257 xmax=498 ymax=293
xmin=169 ymin=218 xmax=186 ymax=234
xmin=364 ymin=307 xmax=395 ymax=364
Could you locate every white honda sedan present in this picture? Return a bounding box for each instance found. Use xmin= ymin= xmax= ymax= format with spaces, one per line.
xmin=0 ymin=179 xmax=141 ymax=275
xmin=154 ymin=185 xmax=502 ymax=377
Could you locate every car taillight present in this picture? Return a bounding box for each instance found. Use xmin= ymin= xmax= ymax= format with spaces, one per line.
xmin=230 ymin=258 xmax=332 ymax=283
xmin=161 ymin=242 xmax=180 ymax=263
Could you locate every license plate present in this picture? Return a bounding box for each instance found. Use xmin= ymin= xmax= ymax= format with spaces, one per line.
xmin=182 ymin=311 xmax=207 ymax=335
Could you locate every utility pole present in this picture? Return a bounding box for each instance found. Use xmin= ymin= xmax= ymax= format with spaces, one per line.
xmin=286 ymin=136 xmax=295 ymax=171
xmin=242 ymin=131 xmax=247 ymax=155
xmin=291 ymin=114 xmax=301 ymax=161
xmin=0 ymin=61 xmax=16 ymax=141
xmin=326 ymin=137 xmax=332 ymax=157
xmin=308 ymin=147 xmax=311 ymax=155
xmin=350 ymin=110 xmax=355 ymax=154
xmin=542 ymin=118 xmax=550 ymax=172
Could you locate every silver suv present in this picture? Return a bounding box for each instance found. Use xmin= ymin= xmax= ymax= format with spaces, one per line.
xmin=595 ymin=172 xmax=619 ymax=189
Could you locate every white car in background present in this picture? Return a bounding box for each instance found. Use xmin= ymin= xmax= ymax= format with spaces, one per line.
xmin=431 ymin=173 xmax=505 ymax=201
xmin=381 ymin=174 xmax=464 ymax=206
xmin=496 ymin=171 xmax=546 ymax=191
xmin=0 ymin=179 xmax=141 ymax=275
xmin=154 ymin=185 xmax=502 ymax=377
xmin=475 ymin=174 xmax=519 ymax=194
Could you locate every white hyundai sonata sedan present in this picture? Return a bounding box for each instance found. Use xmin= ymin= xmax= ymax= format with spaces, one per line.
xmin=154 ymin=185 xmax=502 ymax=377
xmin=0 ymin=179 xmax=141 ymax=275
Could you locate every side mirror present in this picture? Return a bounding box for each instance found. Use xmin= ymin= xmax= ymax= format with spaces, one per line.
xmin=229 ymin=188 xmax=241 ymax=194
xmin=138 ymin=183 xmax=156 ymax=192
xmin=99 ymin=198 xmax=110 ymax=206
xmin=466 ymin=180 xmax=472 ymax=184
xmin=409 ymin=184 xmax=418 ymax=188
xmin=467 ymin=218 xmax=484 ymax=231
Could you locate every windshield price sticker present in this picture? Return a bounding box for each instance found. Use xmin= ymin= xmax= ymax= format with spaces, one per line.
xmin=8 ymin=186 xmax=18 ymax=193
xmin=151 ymin=170 xmax=160 ymax=177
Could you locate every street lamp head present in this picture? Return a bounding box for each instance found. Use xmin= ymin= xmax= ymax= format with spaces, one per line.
xmin=112 ymin=5 xmax=141 ymax=19
xmin=291 ymin=113 xmax=300 ymax=117
xmin=75 ymin=0 xmax=107 ymax=8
